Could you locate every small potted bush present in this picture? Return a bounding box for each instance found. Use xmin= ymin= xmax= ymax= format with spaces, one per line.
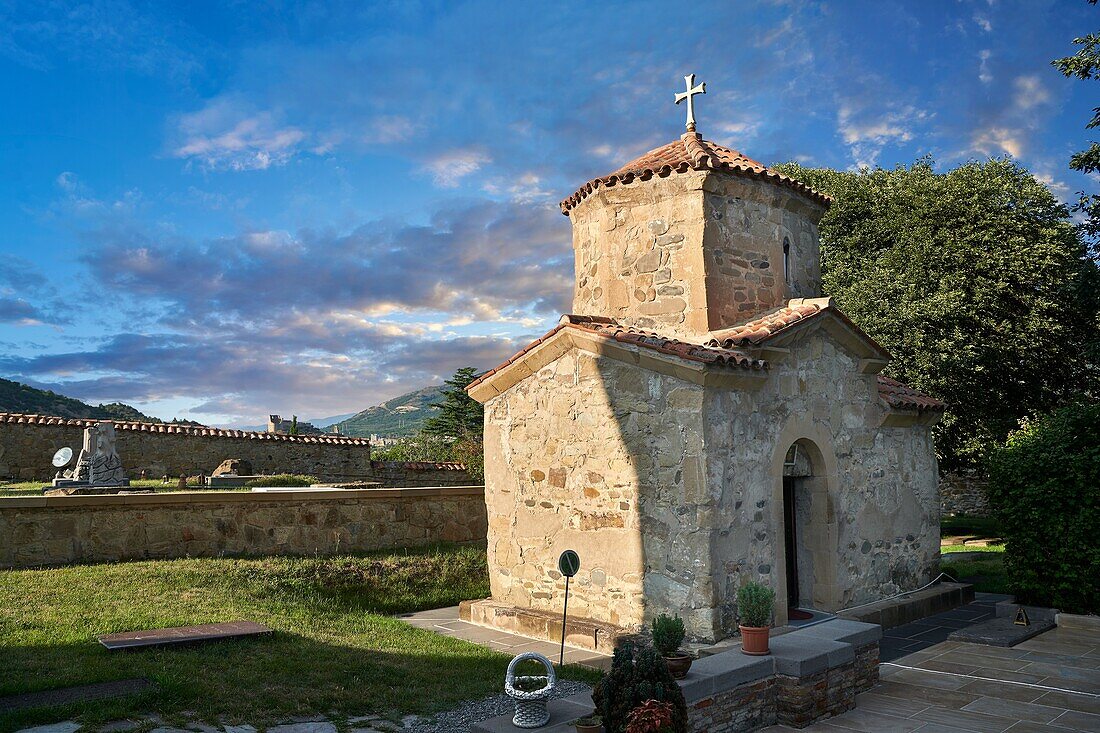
xmin=737 ymin=581 xmax=775 ymax=655
xmin=651 ymin=613 xmax=692 ymax=679
xmin=573 ymin=713 xmax=603 ymax=733
xmin=592 ymin=637 xmax=688 ymax=733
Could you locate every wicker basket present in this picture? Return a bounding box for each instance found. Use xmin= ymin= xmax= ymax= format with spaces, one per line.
xmin=504 ymin=651 xmax=557 ymax=728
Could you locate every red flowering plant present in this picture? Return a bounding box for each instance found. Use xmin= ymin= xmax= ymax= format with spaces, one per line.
xmin=625 ymin=699 xmax=675 ymax=733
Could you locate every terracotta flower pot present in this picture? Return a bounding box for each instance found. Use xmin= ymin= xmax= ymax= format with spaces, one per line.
xmin=739 ymin=624 xmax=771 ymax=655
xmin=664 ymin=652 xmax=693 ymax=679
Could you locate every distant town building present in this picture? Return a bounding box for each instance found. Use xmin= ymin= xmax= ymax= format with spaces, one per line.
xmin=267 ymin=414 xmax=323 ymax=435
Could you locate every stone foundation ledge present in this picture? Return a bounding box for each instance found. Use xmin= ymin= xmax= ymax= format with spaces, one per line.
xmin=472 ymin=619 xmax=882 ymax=733
xmin=839 ymin=581 xmax=974 ymax=629
xmin=459 ymin=599 xmax=627 ymax=654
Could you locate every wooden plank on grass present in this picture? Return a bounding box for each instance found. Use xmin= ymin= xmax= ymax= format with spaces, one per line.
xmin=97 ymin=620 xmax=273 ymax=650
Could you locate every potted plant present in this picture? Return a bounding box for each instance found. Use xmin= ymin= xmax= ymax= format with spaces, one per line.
xmin=573 ymin=714 xmax=603 ymax=733
xmin=592 ymin=638 xmax=688 ymax=733
xmin=626 ymin=700 xmax=675 ymax=733
xmin=505 ymin=652 xmax=557 ymax=728
xmin=737 ymin=581 xmax=776 ymax=655
xmin=651 ymin=613 xmax=692 ymax=679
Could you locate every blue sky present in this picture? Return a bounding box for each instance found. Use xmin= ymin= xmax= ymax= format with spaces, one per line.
xmin=0 ymin=0 xmax=1094 ymax=426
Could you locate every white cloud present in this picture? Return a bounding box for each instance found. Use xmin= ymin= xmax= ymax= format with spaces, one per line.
xmin=172 ymin=100 xmax=307 ymax=171
xmin=424 ymin=149 xmax=490 ymax=187
xmin=971 ymin=126 xmax=1024 ymax=158
xmin=837 ymin=103 xmax=928 ymax=168
xmin=363 ymin=115 xmax=419 ymax=145
xmin=1012 ymin=75 xmax=1051 ymax=112
xmin=973 ymin=14 xmax=992 ymax=33
xmin=978 ymin=50 xmax=992 ymax=84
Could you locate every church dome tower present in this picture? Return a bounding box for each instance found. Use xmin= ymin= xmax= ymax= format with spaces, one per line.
xmin=560 ymin=119 xmax=831 ymax=342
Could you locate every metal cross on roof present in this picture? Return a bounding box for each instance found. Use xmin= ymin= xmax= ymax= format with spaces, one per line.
xmin=675 ymin=73 xmax=706 ymax=133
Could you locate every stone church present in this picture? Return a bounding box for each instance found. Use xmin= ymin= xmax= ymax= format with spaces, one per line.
xmin=464 ymin=88 xmax=944 ymax=643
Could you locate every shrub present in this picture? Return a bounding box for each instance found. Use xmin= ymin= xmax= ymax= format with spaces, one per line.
xmin=592 ymin=637 xmax=687 ymax=733
xmin=626 ymin=699 xmax=675 ymax=733
xmin=737 ymin=582 xmax=775 ymax=628
xmin=244 ymin=474 xmax=317 ymax=488
xmin=987 ymin=403 xmax=1100 ymax=614
xmin=650 ymin=614 xmax=685 ymax=657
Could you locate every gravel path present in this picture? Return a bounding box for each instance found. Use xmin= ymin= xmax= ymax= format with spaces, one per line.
xmin=401 ymin=680 xmax=593 ymax=733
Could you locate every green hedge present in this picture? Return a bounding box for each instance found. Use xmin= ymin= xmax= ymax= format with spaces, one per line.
xmin=987 ymin=403 xmax=1100 ymax=614
xmin=243 ymin=474 xmax=317 ymax=488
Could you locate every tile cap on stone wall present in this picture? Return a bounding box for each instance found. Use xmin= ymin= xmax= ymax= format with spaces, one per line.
xmin=0 ymin=413 xmax=370 ymax=445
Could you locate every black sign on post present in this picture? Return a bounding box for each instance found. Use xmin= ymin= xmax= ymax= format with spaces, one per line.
xmin=557 ymin=549 xmax=580 ymax=667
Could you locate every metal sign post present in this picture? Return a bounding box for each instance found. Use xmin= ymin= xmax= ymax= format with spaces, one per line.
xmin=557 ymin=549 xmax=580 ymax=667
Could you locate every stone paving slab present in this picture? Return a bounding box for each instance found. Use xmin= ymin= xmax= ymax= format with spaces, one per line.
xmin=949 ymin=617 xmax=1056 ymax=647
xmin=98 ymin=621 xmax=273 ymax=650
xmin=395 ymin=606 xmax=611 ymax=671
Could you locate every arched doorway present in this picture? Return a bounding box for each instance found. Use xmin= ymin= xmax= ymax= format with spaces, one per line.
xmin=772 ymin=433 xmax=840 ymax=625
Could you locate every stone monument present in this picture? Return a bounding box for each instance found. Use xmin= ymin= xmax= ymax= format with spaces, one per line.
xmin=461 ymin=76 xmax=945 ymax=644
xmin=49 ymin=421 xmax=130 ymax=494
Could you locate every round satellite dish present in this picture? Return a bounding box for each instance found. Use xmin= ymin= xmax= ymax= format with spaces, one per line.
xmin=52 ymin=446 xmax=73 ymax=468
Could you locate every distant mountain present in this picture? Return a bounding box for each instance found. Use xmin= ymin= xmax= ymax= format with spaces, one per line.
xmin=0 ymin=377 xmax=162 ymax=423
xmin=337 ymin=385 xmax=444 ymax=438
xmin=309 ymin=412 xmax=356 ymax=429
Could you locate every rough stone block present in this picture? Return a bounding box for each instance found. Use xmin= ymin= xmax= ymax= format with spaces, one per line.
xmin=677 ymin=649 xmax=774 ymax=703
xmin=795 ymin=618 xmax=881 ymax=647
xmin=768 ymin=635 xmax=852 ymax=677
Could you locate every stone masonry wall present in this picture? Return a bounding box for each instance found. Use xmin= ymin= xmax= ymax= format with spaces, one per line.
xmin=368 ymin=460 xmax=474 ymax=488
xmin=569 ymin=172 xmax=710 ymax=339
xmin=568 ymin=171 xmax=826 ymax=341
xmin=481 ymin=348 xmax=709 ymax=633
xmin=688 ymin=678 xmax=776 ymax=733
xmin=0 ymin=486 xmax=486 ymax=569
xmin=705 ymin=328 xmax=940 ymax=635
xmin=0 ymin=418 xmax=371 ymax=482
xmin=939 ymin=470 xmax=990 ymax=517
xmin=702 ymin=175 xmax=825 ymax=331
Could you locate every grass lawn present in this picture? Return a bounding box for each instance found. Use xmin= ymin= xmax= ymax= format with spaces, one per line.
xmin=941 ymin=553 xmax=1010 ymax=595
xmin=941 ymin=543 xmax=1004 ymax=554
xmin=0 ymin=545 xmax=599 ymax=732
xmin=0 ymin=480 xmax=251 ymax=497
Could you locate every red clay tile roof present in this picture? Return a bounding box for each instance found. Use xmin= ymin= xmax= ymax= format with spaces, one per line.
xmin=707 ymin=300 xmax=830 ymax=348
xmin=560 ymin=131 xmax=831 ymax=214
xmin=876 ymin=376 xmax=945 ymax=412
xmin=372 ymin=460 xmax=468 ymax=471
xmin=707 ymin=298 xmax=891 ymax=359
xmin=466 ymin=315 xmax=767 ymax=392
xmin=0 ymin=413 xmax=370 ymax=445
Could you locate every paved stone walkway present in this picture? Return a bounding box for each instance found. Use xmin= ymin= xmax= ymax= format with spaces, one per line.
xmin=762 ymin=623 xmax=1100 ymax=732
xmin=396 ymin=605 xmax=612 ymax=670
xmin=878 ymin=592 xmax=1007 ymax=661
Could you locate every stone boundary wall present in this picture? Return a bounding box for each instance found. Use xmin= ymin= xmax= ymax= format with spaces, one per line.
xmin=940 ymin=470 xmax=991 ymax=517
xmin=0 ymin=486 xmax=486 ymax=569
xmin=368 ymin=460 xmax=473 ymax=487
xmin=0 ymin=413 xmax=370 ymax=482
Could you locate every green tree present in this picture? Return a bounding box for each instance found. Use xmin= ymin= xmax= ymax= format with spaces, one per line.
xmin=775 ymin=159 xmax=1100 ymax=469
xmin=423 ymin=366 xmax=484 ymax=439
xmin=1052 ymin=0 xmax=1100 ymax=250
xmin=987 ymin=403 xmax=1100 ymax=614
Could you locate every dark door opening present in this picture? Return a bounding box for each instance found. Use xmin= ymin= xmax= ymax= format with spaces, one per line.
xmin=783 ymin=476 xmax=799 ymax=609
